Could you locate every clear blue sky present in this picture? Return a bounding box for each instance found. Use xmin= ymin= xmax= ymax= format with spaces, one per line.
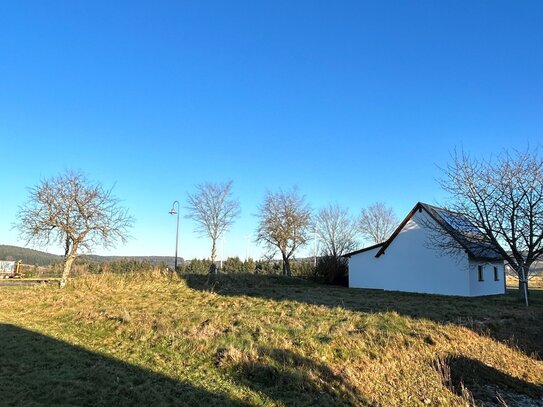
xmin=1 ymin=1 xmax=542 ymax=260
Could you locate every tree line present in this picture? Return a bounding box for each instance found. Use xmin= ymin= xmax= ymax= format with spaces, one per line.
xmin=23 ymin=257 xmax=317 ymax=280
xmin=14 ymin=147 xmax=543 ymax=305
xmin=186 ymin=181 xmax=399 ymax=277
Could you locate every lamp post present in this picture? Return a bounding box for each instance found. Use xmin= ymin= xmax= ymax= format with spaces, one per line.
xmin=169 ymin=201 xmax=180 ymax=272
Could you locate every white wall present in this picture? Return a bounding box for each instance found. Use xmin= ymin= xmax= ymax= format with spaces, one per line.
xmin=468 ymin=261 xmax=506 ymax=296
xmin=348 ymin=246 xmax=386 ymax=290
xmin=349 ymin=209 xmax=473 ymax=296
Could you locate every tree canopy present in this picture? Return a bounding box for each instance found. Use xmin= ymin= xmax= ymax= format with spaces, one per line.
xmin=440 ymin=148 xmax=543 ymax=305
xmin=185 ymin=181 xmax=240 ymax=272
xmin=358 ymin=202 xmax=398 ymax=244
xmin=255 ymin=188 xmax=312 ymax=276
xmin=314 ymin=204 xmax=358 ymax=258
xmin=16 ymin=170 xmax=133 ymax=287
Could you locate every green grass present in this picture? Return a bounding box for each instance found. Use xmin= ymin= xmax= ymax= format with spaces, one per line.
xmin=0 ymin=272 xmax=542 ymax=406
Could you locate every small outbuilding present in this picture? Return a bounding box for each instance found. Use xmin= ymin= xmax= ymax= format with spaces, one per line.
xmin=0 ymin=260 xmax=16 ymax=279
xmin=345 ymin=202 xmax=506 ymax=296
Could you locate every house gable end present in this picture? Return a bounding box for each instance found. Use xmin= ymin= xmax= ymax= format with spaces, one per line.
xmin=375 ymin=202 xmax=503 ymax=261
xmin=375 ymin=202 xmax=441 ymax=257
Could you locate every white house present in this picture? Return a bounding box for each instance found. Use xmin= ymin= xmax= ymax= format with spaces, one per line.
xmin=345 ymin=202 xmax=506 ymax=296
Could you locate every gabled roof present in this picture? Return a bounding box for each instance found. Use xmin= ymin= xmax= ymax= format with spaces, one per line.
xmin=348 ymin=202 xmax=504 ymax=262
xmin=418 ymin=203 xmax=504 ymax=261
xmin=343 ymin=242 xmax=384 ymax=258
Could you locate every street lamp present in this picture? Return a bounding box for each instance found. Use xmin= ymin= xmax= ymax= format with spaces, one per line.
xmin=169 ymin=201 xmax=180 ymax=272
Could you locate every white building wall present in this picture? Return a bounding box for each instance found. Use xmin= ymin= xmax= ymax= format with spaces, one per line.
xmin=348 ymin=246 xmax=386 ymax=290
xmin=468 ymin=261 xmax=506 ymax=296
xmin=349 ymin=210 xmax=472 ymax=296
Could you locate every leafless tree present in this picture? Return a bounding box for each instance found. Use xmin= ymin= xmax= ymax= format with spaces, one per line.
xmin=440 ymin=148 xmax=543 ymax=305
xmin=16 ymin=170 xmax=133 ymax=288
xmin=255 ymin=188 xmax=312 ymax=276
xmin=185 ymin=181 xmax=240 ymax=272
xmin=358 ymin=202 xmax=399 ymax=244
xmin=314 ymin=204 xmax=359 ymax=258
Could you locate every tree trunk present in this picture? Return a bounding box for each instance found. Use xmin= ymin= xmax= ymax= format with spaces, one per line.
xmin=210 ymin=238 xmax=218 ymax=274
xmin=518 ymin=266 xmax=529 ymax=306
xmin=60 ymin=255 xmax=76 ymax=288
xmin=282 ymin=253 xmax=292 ymax=277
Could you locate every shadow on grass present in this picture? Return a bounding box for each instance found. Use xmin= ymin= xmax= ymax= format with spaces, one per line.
xmin=0 ymin=323 xmax=247 ymax=407
xmin=181 ymin=274 xmax=543 ymax=359
xmin=435 ymin=355 xmax=543 ymax=405
xmin=225 ymin=347 xmax=368 ymax=406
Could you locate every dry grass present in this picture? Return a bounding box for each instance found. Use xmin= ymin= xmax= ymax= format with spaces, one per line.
xmin=507 ymin=274 xmax=543 ymax=290
xmin=0 ymin=272 xmax=542 ymax=406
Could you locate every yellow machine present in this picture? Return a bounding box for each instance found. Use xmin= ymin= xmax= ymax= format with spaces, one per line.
xmin=15 ymin=260 xmax=23 ymax=277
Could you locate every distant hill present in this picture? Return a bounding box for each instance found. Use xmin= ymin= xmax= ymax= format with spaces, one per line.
xmin=0 ymin=245 xmax=180 ymax=267
xmin=0 ymin=245 xmax=63 ymax=265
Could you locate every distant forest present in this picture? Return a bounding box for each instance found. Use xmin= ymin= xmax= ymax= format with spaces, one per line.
xmin=0 ymin=245 xmax=62 ymax=265
xmin=0 ymin=245 xmax=179 ymax=267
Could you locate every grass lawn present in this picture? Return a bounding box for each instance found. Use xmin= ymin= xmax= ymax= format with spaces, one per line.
xmin=0 ymin=273 xmax=541 ymax=406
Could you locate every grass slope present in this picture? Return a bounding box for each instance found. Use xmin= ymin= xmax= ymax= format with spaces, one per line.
xmin=0 ymin=273 xmax=541 ymax=406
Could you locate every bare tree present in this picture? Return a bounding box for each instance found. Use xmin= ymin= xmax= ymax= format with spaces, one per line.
xmin=16 ymin=170 xmax=133 ymax=288
xmin=440 ymin=148 xmax=543 ymax=305
xmin=314 ymin=204 xmax=359 ymax=258
xmin=255 ymin=188 xmax=312 ymax=276
xmin=358 ymin=202 xmax=398 ymax=244
xmin=185 ymin=181 xmax=240 ymax=272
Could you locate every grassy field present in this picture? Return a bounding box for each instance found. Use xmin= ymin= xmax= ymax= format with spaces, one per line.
xmin=0 ymin=273 xmax=542 ymax=406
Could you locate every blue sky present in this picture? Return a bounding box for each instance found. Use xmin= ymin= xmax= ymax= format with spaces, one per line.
xmin=1 ymin=1 xmax=542 ymax=260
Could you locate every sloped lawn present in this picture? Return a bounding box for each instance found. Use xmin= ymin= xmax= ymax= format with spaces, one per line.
xmin=0 ymin=273 xmax=541 ymax=406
